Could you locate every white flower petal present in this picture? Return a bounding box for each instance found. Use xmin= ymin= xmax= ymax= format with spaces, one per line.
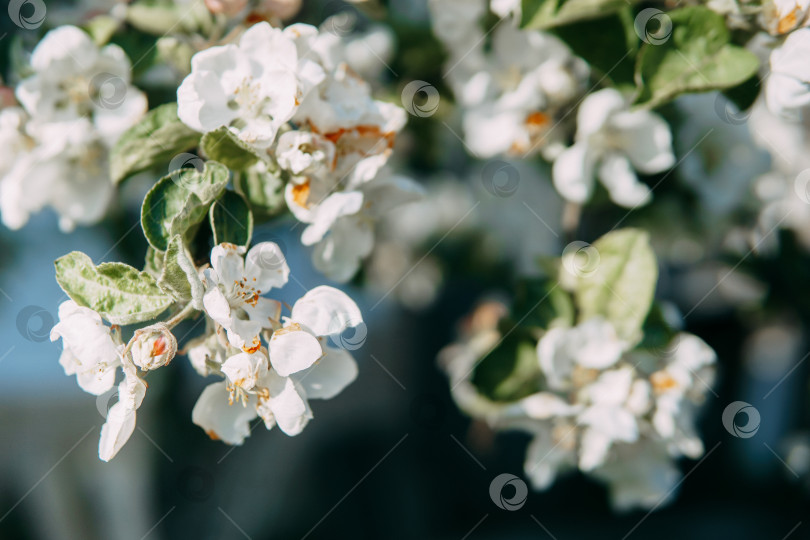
xmin=611 ymin=110 xmax=675 ymax=174
xmin=269 ymin=325 xmax=323 ymax=377
xmin=597 ymin=153 xmax=651 ymax=208
xmin=244 ymin=242 xmax=290 ymax=291
xmin=262 ymin=371 xmax=312 ymax=436
xmin=292 ymin=345 xmax=358 ymax=400
xmin=222 ymin=351 xmax=269 ymax=390
xmin=191 ymin=382 xmax=258 ymax=445
xmin=98 ymin=402 xmax=137 ymax=462
xmin=552 ymin=142 xmax=596 ymax=204
xmin=301 ymin=191 xmax=364 ymax=246
xmin=290 ymin=285 xmax=363 ymax=337
xmin=202 ymin=286 xmax=233 ymax=329
xmin=576 ymin=88 xmax=625 ymax=138
xmin=177 ymin=70 xmax=236 ymax=133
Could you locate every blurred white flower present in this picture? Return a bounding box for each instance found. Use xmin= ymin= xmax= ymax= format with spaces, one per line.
xmin=287 ymin=173 xmax=423 ymax=282
xmin=16 ymin=25 xmax=146 ymax=142
xmin=766 ymin=28 xmax=810 ymax=119
xmin=202 ymin=242 xmax=288 ymax=351
xmin=1 ymin=24 xmax=145 ymax=231
xmin=552 ymin=88 xmax=675 ymax=207
xmin=431 ymin=2 xmax=588 ymax=159
xmin=759 ymin=0 xmax=810 ymax=35
xmin=441 ymin=312 xmax=717 ymax=510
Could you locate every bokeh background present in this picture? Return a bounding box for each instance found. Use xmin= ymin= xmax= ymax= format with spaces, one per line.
xmin=1 ymin=0 xmax=809 ymax=539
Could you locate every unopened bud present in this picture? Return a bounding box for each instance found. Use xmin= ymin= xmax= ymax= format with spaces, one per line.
xmin=129 ymin=323 xmax=177 ymax=370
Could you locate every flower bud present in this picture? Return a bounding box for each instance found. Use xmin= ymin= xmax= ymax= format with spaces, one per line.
xmin=129 ymin=324 xmax=177 ymax=370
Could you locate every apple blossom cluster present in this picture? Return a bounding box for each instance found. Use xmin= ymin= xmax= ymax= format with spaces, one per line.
xmin=0 ymin=25 xmax=146 ymax=231
xmin=428 ymin=0 xmax=677 ymax=208
xmin=51 ymin=242 xmax=364 ymax=460
xmin=442 ymin=304 xmax=716 ymax=510
xmin=438 ymin=229 xmax=718 ymax=509
xmin=176 ymin=21 xmax=422 ymax=282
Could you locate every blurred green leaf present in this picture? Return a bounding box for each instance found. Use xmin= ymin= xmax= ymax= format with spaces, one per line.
xmin=522 ymin=0 xmax=638 ymax=29
xmin=554 ymin=9 xmax=638 ymax=88
xmin=635 ymin=6 xmax=759 ymax=108
xmin=574 ymin=228 xmax=658 ymax=343
xmin=471 ymin=333 xmax=541 ymax=402
xmin=512 ymin=277 xmax=575 ymax=330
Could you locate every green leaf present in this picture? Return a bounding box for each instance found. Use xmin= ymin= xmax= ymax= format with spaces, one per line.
xmin=125 ymin=0 xmax=212 ymax=35
xmin=636 ymin=303 xmax=677 ymax=352
xmin=522 ymin=0 xmax=638 ymax=29
xmin=143 ymin=246 xmax=164 ymax=279
xmin=141 ymin=160 xmax=229 ymax=251
xmin=512 ymin=277 xmax=574 ymax=330
xmin=55 ymin=251 xmax=174 ymax=325
xmin=159 ymin=235 xmax=204 ymax=309
xmin=574 ymin=228 xmax=658 ymax=343
xmin=471 ymin=333 xmax=541 ymax=402
xmin=210 ymin=190 xmax=254 ymax=247
xmin=233 ymin=167 xmax=286 ymax=222
xmin=635 ymin=6 xmax=760 ymax=108
xmin=554 ymin=9 xmax=638 ymax=88
xmin=110 ymin=103 xmax=201 ymax=184
xmin=84 ymin=15 xmax=119 ymax=46
xmin=201 ymin=127 xmax=261 ymax=171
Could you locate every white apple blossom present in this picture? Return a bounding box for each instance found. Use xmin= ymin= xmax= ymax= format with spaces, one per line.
xmin=177 ymin=22 xmax=314 ymax=148
xmin=429 ymin=0 xmax=588 ymax=159
xmin=0 ymin=23 xmax=145 ymax=231
xmin=98 ymin=362 xmax=147 ymax=462
xmin=0 ymin=115 xmax=114 ymax=231
xmin=286 ymin=172 xmax=424 ymax=282
xmin=766 ymin=28 xmax=810 ymax=119
xmin=759 ymin=0 xmax=810 ymax=35
xmin=16 ymin=25 xmax=147 ymax=143
xmin=440 ymin=308 xmax=717 ymax=510
xmin=552 ymin=88 xmax=675 ymax=207
xmin=275 ymin=130 xmax=335 ymax=176
xmin=50 ymin=300 xmax=123 ymax=395
xmin=192 ymin=286 xmax=362 ymax=443
xmin=201 ymin=242 xmax=289 ymax=351
xmin=51 ymin=300 xmax=181 ymax=461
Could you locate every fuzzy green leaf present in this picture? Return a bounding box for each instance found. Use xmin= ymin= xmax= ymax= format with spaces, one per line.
xmin=233 ymin=167 xmax=286 ymax=222
xmin=201 ymin=127 xmax=260 ymax=171
xmin=210 ymin=190 xmax=254 ymax=247
xmin=159 ymin=235 xmax=204 ymax=309
xmin=110 ymin=103 xmax=201 ymax=184
xmin=55 ymin=251 xmax=174 ymax=325
xmin=141 ymin=160 xmax=229 ymax=251
xmin=634 ymin=6 xmax=760 ymax=108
